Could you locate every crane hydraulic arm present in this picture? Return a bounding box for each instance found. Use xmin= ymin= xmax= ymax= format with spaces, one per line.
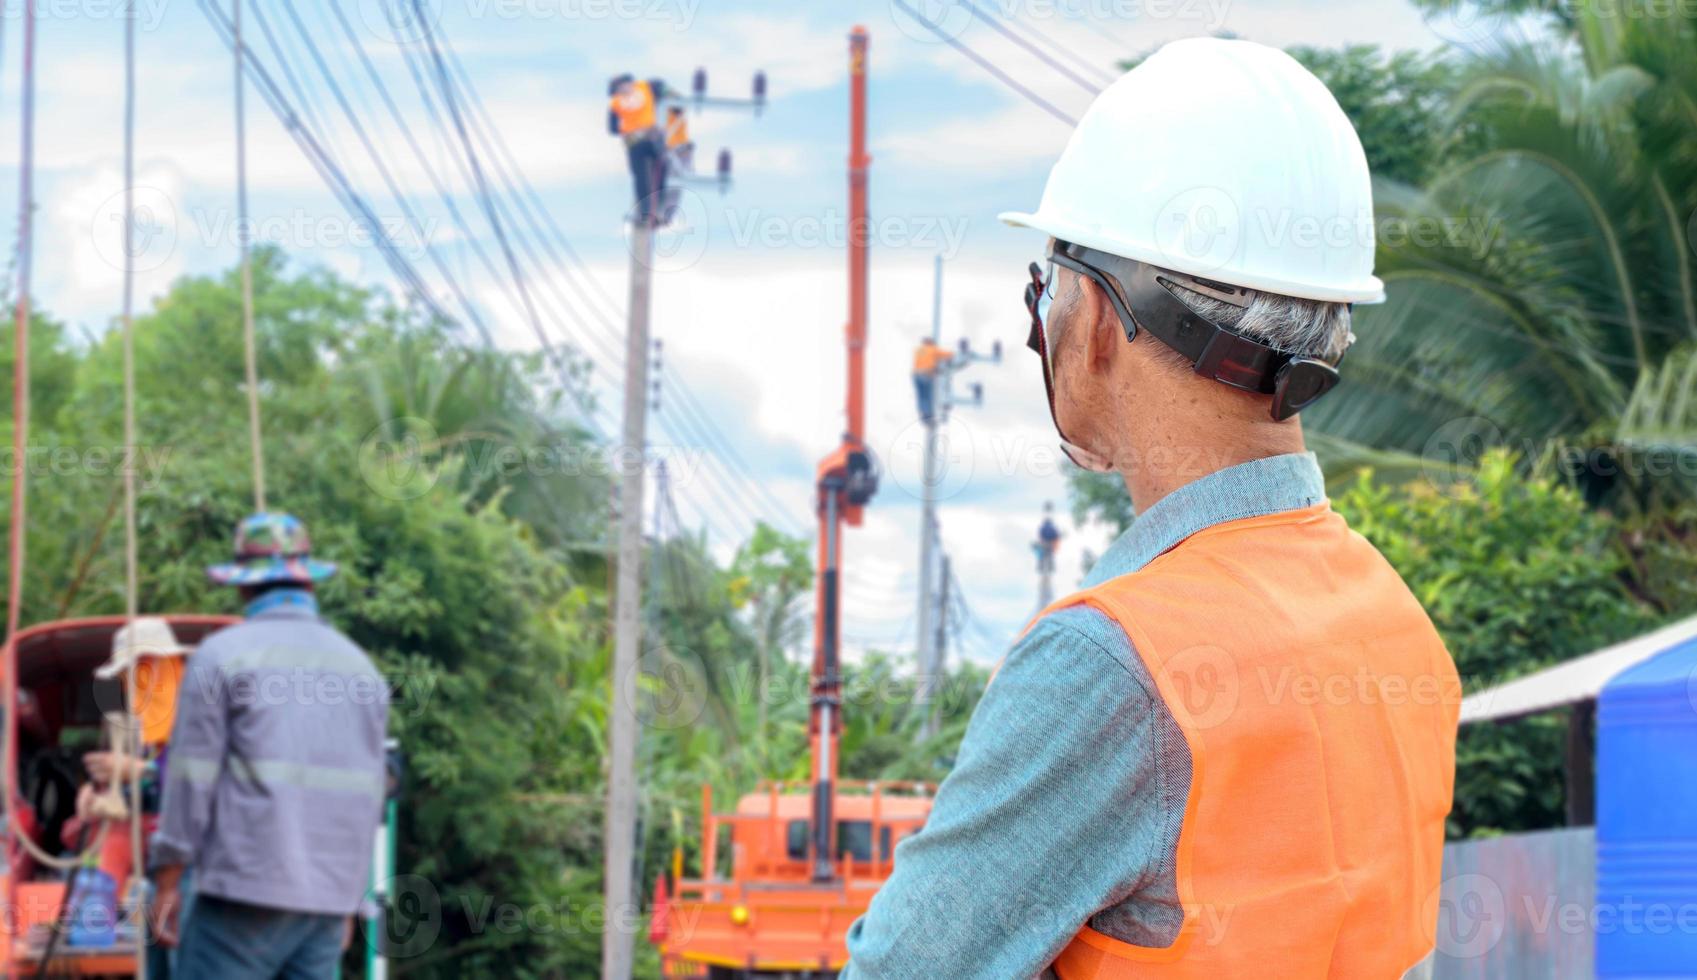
xmin=808 ymin=25 xmax=875 ymax=884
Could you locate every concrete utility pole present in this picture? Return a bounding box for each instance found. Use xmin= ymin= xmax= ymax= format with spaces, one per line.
xmin=602 ymin=65 xmax=764 ymax=979
xmin=603 ymin=222 xmax=653 ymax=980
xmin=914 ymin=255 xmax=999 ymax=734
xmin=913 ymin=254 xmax=943 ymax=719
xmin=927 ymin=554 xmax=952 ymax=736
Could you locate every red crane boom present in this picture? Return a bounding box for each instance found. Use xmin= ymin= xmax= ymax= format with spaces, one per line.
xmin=808 ymin=24 xmax=875 ymax=883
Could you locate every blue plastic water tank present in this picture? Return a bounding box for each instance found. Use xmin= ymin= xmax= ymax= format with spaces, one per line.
xmin=1596 ymin=635 xmax=1697 ymax=977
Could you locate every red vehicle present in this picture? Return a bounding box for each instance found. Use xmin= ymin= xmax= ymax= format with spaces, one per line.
xmin=0 ymin=614 xmax=237 ymax=976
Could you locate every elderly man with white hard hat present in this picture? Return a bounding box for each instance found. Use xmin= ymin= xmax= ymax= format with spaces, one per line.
xmin=843 ymin=38 xmax=1460 ymax=978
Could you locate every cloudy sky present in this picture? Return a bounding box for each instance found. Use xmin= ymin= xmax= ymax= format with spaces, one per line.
xmin=0 ymin=0 xmax=1460 ymax=663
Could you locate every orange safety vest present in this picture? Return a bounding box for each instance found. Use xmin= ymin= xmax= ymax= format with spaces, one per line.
xmin=611 ymin=80 xmax=657 ymax=135
xmin=913 ymin=342 xmax=951 ymax=376
xmin=1042 ymin=503 xmax=1459 ymax=978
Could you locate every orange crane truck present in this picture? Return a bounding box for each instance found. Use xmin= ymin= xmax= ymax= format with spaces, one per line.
xmin=652 ymin=27 xmax=936 ymax=979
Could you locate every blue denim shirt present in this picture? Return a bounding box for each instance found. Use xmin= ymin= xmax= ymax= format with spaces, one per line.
xmin=842 ymin=453 xmax=1328 ymax=979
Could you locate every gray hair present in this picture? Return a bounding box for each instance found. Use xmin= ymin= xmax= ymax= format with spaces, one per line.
xmin=1167 ymin=275 xmax=1353 ymax=362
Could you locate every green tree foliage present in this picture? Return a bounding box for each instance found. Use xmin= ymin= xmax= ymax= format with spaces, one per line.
xmin=727 ymin=522 xmax=813 ymax=771
xmin=1308 ymin=2 xmax=1697 ymax=526
xmin=1334 ymin=451 xmax=1653 ymax=837
xmin=1289 ymin=45 xmax=1480 ymax=187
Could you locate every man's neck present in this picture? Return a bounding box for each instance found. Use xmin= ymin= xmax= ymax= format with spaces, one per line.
xmin=1120 ymin=418 xmax=1308 ymax=515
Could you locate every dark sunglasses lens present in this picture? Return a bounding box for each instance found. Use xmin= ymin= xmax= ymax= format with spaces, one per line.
xmin=1024 ymin=290 xmax=1043 ymax=356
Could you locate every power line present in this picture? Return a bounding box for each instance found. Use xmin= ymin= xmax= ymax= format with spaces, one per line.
xmin=222 ymin=0 xmax=801 ymax=550
xmin=197 ymin=0 xmax=455 ymax=329
xmin=408 ymin=0 xmax=573 ymax=418
xmin=202 ymin=0 xmax=796 ymax=560
xmin=1009 ymin=9 xmax=1120 ymax=85
xmin=271 ymin=0 xmax=494 ymax=345
xmin=890 ymin=0 xmax=1078 ymax=126
xmin=247 ymin=0 xmax=342 ymax=167
xmin=432 ymin=33 xmax=809 ymax=538
xmin=961 ymin=0 xmax=1103 ymax=94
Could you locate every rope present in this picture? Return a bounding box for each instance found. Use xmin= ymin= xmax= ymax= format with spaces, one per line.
xmin=122 ymin=4 xmax=149 ymax=972
xmin=235 ymin=0 xmax=268 ymax=513
xmin=5 ymin=0 xmax=36 ymax=673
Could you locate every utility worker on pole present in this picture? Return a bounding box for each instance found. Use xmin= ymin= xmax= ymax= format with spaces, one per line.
xmin=911 ymin=336 xmax=952 ymax=422
xmin=608 ymin=73 xmax=666 ymax=225
xmin=845 ymin=38 xmax=1458 ymax=978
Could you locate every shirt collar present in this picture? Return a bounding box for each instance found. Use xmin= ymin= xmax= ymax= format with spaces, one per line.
xmin=1083 ymin=452 xmax=1328 ymax=587
xmin=245 ymin=588 xmax=320 ymax=620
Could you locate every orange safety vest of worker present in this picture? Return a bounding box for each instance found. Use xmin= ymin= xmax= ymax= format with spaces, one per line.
xmin=666 ymin=112 xmax=690 ymax=149
xmin=913 ymin=342 xmax=951 ymax=376
xmin=611 ymin=80 xmax=657 ymax=135
xmin=1041 ymin=503 xmax=1459 ymax=978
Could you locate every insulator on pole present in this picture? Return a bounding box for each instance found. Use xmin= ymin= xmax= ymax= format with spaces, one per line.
xmin=717 ymin=149 xmax=733 ymax=194
xmin=753 ymin=70 xmax=768 ymax=114
xmin=693 ymin=67 xmax=707 ymax=103
xmin=991 ymin=339 xmax=1004 ymax=361
xmin=958 ymin=337 xmax=971 ymax=355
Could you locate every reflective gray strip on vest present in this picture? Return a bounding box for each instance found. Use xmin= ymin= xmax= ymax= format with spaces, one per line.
xmin=228 ymin=757 xmax=385 ymax=798
xmin=173 ymin=755 xmax=222 ymax=785
xmin=217 ymin=645 xmax=373 ymax=676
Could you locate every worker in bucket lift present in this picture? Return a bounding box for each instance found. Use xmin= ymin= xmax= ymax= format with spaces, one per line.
xmin=150 ymin=513 xmax=388 ymax=979
xmin=911 ymin=336 xmax=953 ymax=422
xmin=608 ymin=73 xmax=668 ymax=225
xmin=844 ymin=38 xmax=1459 ymax=979
xmin=1034 ymin=501 xmax=1061 ymax=574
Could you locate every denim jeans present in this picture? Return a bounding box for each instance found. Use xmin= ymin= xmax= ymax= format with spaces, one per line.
xmin=176 ymin=895 xmax=342 ymax=980
xmin=626 ymin=136 xmax=664 ymax=222
xmin=913 ymin=374 xmax=936 ymax=420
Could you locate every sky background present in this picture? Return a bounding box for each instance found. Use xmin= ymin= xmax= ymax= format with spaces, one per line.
xmin=0 ymin=0 xmax=1462 ymax=665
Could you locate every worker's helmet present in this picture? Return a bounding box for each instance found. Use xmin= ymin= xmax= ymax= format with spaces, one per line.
xmin=207 ymin=512 xmax=337 ymax=587
xmin=608 ymin=73 xmax=635 ymax=96
xmin=1000 ymin=37 xmax=1382 ymax=304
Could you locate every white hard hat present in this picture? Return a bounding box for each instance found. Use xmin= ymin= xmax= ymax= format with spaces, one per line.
xmin=1001 ymin=37 xmax=1384 ymax=305
xmin=96 ymin=616 xmax=190 ymax=680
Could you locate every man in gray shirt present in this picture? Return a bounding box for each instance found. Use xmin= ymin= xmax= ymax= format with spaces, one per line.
xmin=151 ymin=512 xmax=388 ymax=979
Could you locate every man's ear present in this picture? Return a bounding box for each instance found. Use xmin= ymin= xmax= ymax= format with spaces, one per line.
xmin=1079 ymin=276 xmax=1118 ymax=372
